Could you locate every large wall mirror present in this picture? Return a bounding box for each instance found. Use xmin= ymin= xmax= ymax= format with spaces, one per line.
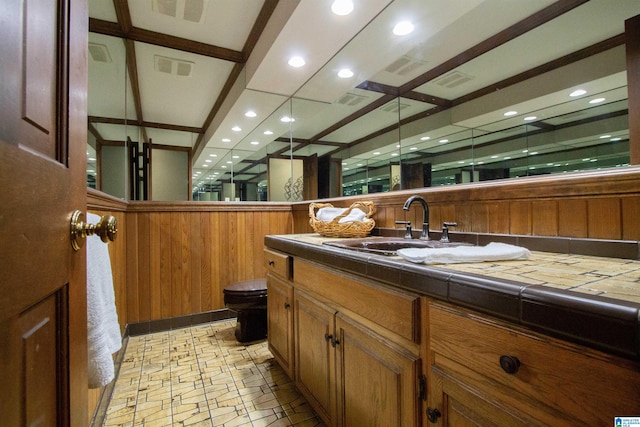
xmin=88 ymin=1 xmax=639 ymax=202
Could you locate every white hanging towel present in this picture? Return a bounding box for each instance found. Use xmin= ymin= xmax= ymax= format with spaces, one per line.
xmin=86 ymin=212 xmax=122 ymax=388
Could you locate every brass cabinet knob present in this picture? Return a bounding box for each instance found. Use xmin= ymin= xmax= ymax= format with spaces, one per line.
xmin=70 ymin=210 xmax=118 ymax=251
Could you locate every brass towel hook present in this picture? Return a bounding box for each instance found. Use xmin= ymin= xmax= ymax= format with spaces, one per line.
xmin=70 ymin=210 xmax=118 ymax=251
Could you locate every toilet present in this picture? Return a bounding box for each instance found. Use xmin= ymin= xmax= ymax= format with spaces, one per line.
xmin=223 ymin=279 xmax=268 ymax=342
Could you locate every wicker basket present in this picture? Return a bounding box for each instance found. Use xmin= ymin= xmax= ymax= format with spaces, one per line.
xmin=309 ymin=201 xmax=375 ymax=238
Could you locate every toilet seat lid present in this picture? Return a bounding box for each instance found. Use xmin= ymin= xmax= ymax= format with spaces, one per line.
xmin=223 ymin=279 xmax=267 ymax=294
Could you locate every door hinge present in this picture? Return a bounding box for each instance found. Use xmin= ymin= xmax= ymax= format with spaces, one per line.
xmin=419 ymin=374 xmax=427 ymax=401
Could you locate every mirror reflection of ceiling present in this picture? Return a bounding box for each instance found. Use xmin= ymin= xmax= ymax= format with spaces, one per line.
xmin=88 ymin=0 xmax=640 ymax=196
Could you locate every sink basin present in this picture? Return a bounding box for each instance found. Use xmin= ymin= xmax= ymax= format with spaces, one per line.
xmin=323 ymin=237 xmax=472 ymax=256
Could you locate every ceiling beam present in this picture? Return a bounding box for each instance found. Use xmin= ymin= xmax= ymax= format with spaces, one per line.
xmin=89 ymin=17 xmax=244 ymax=62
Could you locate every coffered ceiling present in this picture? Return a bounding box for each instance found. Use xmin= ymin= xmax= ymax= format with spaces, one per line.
xmin=87 ymin=0 xmax=640 ymax=192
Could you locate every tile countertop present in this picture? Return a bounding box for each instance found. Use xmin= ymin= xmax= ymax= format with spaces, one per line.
xmin=264 ymin=234 xmax=640 ymax=360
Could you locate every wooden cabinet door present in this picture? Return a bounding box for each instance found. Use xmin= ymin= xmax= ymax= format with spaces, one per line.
xmin=429 ymin=366 xmax=536 ymax=427
xmin=335 ymin=313 xmax=420 ymax=427
xmin=294 ymin=290 xmax=336 ymax=426
xmin=0 ymin=0 xmax=88 ymax=425
xmin=267 ymin=274 xmax=294 ymax=378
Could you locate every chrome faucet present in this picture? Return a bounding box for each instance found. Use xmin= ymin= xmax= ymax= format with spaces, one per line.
xmin=403 ymin=195 xmax=429 ymax=240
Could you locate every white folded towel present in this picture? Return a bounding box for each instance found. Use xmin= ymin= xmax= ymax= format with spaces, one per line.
xmin=86 ymin=212 xmax=122 ymax=388
xmin=316 ymin=207 xmax=370 ymax=223
xmin=316 ymin=207 xmax=347 ymax=222
xmin=397 ymin=242 xmax=531 ymax=265
xmin=338 ymin=208 xmax=368 ymax=223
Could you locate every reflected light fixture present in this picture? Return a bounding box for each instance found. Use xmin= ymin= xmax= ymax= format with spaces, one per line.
xmin=331 ymin=0 xmax=353 ymax=16
xmin=589 ymin=98 xmax=605 ymax=104
xmin=393 ymin=21 xmax=414 ymax=36
xmin=288 ymin=56 xmax=305 ymax=67
xmin=231 ymin=126 xmax=241 ymax=131
xmin=245 ymin=110 xmax=257 ymax=118
xmin=570 ymin=89 xmax=587 ymax=97
xmin=504 ymin=110 xmax=517 ymax=116
xmin=337 ymin=68 xmax=354 ymax=78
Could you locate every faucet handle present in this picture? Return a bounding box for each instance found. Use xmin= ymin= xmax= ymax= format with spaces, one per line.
xmin=440 ymin=222 xmax=457 ymax=243
xmin=395 ymin=221 xmax=412 ymax=239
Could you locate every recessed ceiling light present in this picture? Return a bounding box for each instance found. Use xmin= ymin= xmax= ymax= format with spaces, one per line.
xmin=231 ymin=126 xmax=241 ymax=132
xmin=524 ymin=116 xmax=537 ymax=121
xmin=331 ymin=0 xmax=353 ymax=15
xmin=439 ymin=139 xmax=448 ymax=143
xmin=288 ymin=56 xmax=305 ymax=67
xmin=263 ymin=130 xmax=273 ymax=135
xmin=342 ymin=162 xmax=347 ymax=166
xmin=420 ymin=136 xmax=430 ymax=141
xmin=205 ymin=159 xmax=211 ymax=163
xmin=280 ymin=116 xmax=295 ymax=123
xmin=226 ymin=161 xmax=233 ymax=164
xmin=245 ymin=110 xmax=256 ymax=118
xmin=337 ymin=68 xmax=354 ymax=78
xmin=599 ymin=134 xmax=612 ymax=139
xmin=570 ymin=89 xmax=587 ymax=97
xmin=589 ymin=98 xmax=605 ymax=104
xmin=393 ymin=21 xmax=414 ymax=36
xmin=504 ymin=111 xmax=518 ymax=117
xmin=391 ymin=153 xmax=398 ymax=157
xmin=250 ymin=141 xmax=259 ymax=145
xmin=222 ymin=138 xmax=230 ymax=142
xmin=373 ymin=151 xmax=380 ymax=155
xmin=409 ymin=147 xmax=418 ymax=151
xmin=232 ymin=155 xmax=239 ymax=159
xmin=610 ymin=137 xmax=622 ymax=141
xmin=209 ymin=154 xmax=217 ymax=157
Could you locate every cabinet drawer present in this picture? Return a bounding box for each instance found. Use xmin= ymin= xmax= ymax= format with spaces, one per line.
xmin=264 ymin=249 xmax=292 ymax=280
xmin=295 ymin=259 xmax=420 ymax=344
xmin=429 ymin=303 xmax=640 ymax=425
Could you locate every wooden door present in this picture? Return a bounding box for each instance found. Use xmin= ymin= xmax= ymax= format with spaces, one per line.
xmin=267 ymin=274 xmax=294 ymax=378
xmin=0 ymin=0 xmax=88 ymax=425
xmin=335 ymin=313 xmax=420 ymax=427
xmin=294 ymin=290 xmax=336 ymax=425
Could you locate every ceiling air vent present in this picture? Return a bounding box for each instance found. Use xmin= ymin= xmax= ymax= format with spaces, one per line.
xmin=154 ymin=55 xmax=194 ymax=77
xmin=88 ymin=43 xmax=112 ymax=63
xmin=434 ymin=71 xmax=474 ymax=89
xmin=153 ymin=0 xmax=205 ymax=23
xmin=336 ymin=92 xmax=369 ymax=107
xmin=379 ymin=101 xmax=410 ymax=114
xmin=385 ymin=55 xmax=428 ymax=76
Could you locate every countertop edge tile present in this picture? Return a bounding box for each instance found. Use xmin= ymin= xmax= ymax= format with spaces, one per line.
xmin=521 ymin=285 xmax=640 ymax=358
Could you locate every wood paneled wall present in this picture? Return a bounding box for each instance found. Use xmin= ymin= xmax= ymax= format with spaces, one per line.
xmin=292 ymin=168 xmax=640 ymax=241
xmin=87 ymin=190 xmax=294 ymax=328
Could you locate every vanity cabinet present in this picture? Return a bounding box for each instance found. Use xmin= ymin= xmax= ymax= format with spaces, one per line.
xmin=428 ymin=302 xmax=640 ymax=426
xmin=265 ymin=249 xmax=294 ymax=378
xmin=266 ymin=249 xmax=422 ymax=426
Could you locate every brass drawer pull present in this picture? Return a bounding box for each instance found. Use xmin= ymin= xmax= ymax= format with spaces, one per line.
xmin=499 ymin=355 xmax=521 ymax=374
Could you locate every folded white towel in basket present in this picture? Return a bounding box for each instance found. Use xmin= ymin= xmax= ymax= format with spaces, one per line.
xmin=397 ymin=242 xmax=531 ymax=265
xmin=87 ymin=212 xmax=122 ymax=388
xmin=317 ymin=207 xmax=370 ymax=223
